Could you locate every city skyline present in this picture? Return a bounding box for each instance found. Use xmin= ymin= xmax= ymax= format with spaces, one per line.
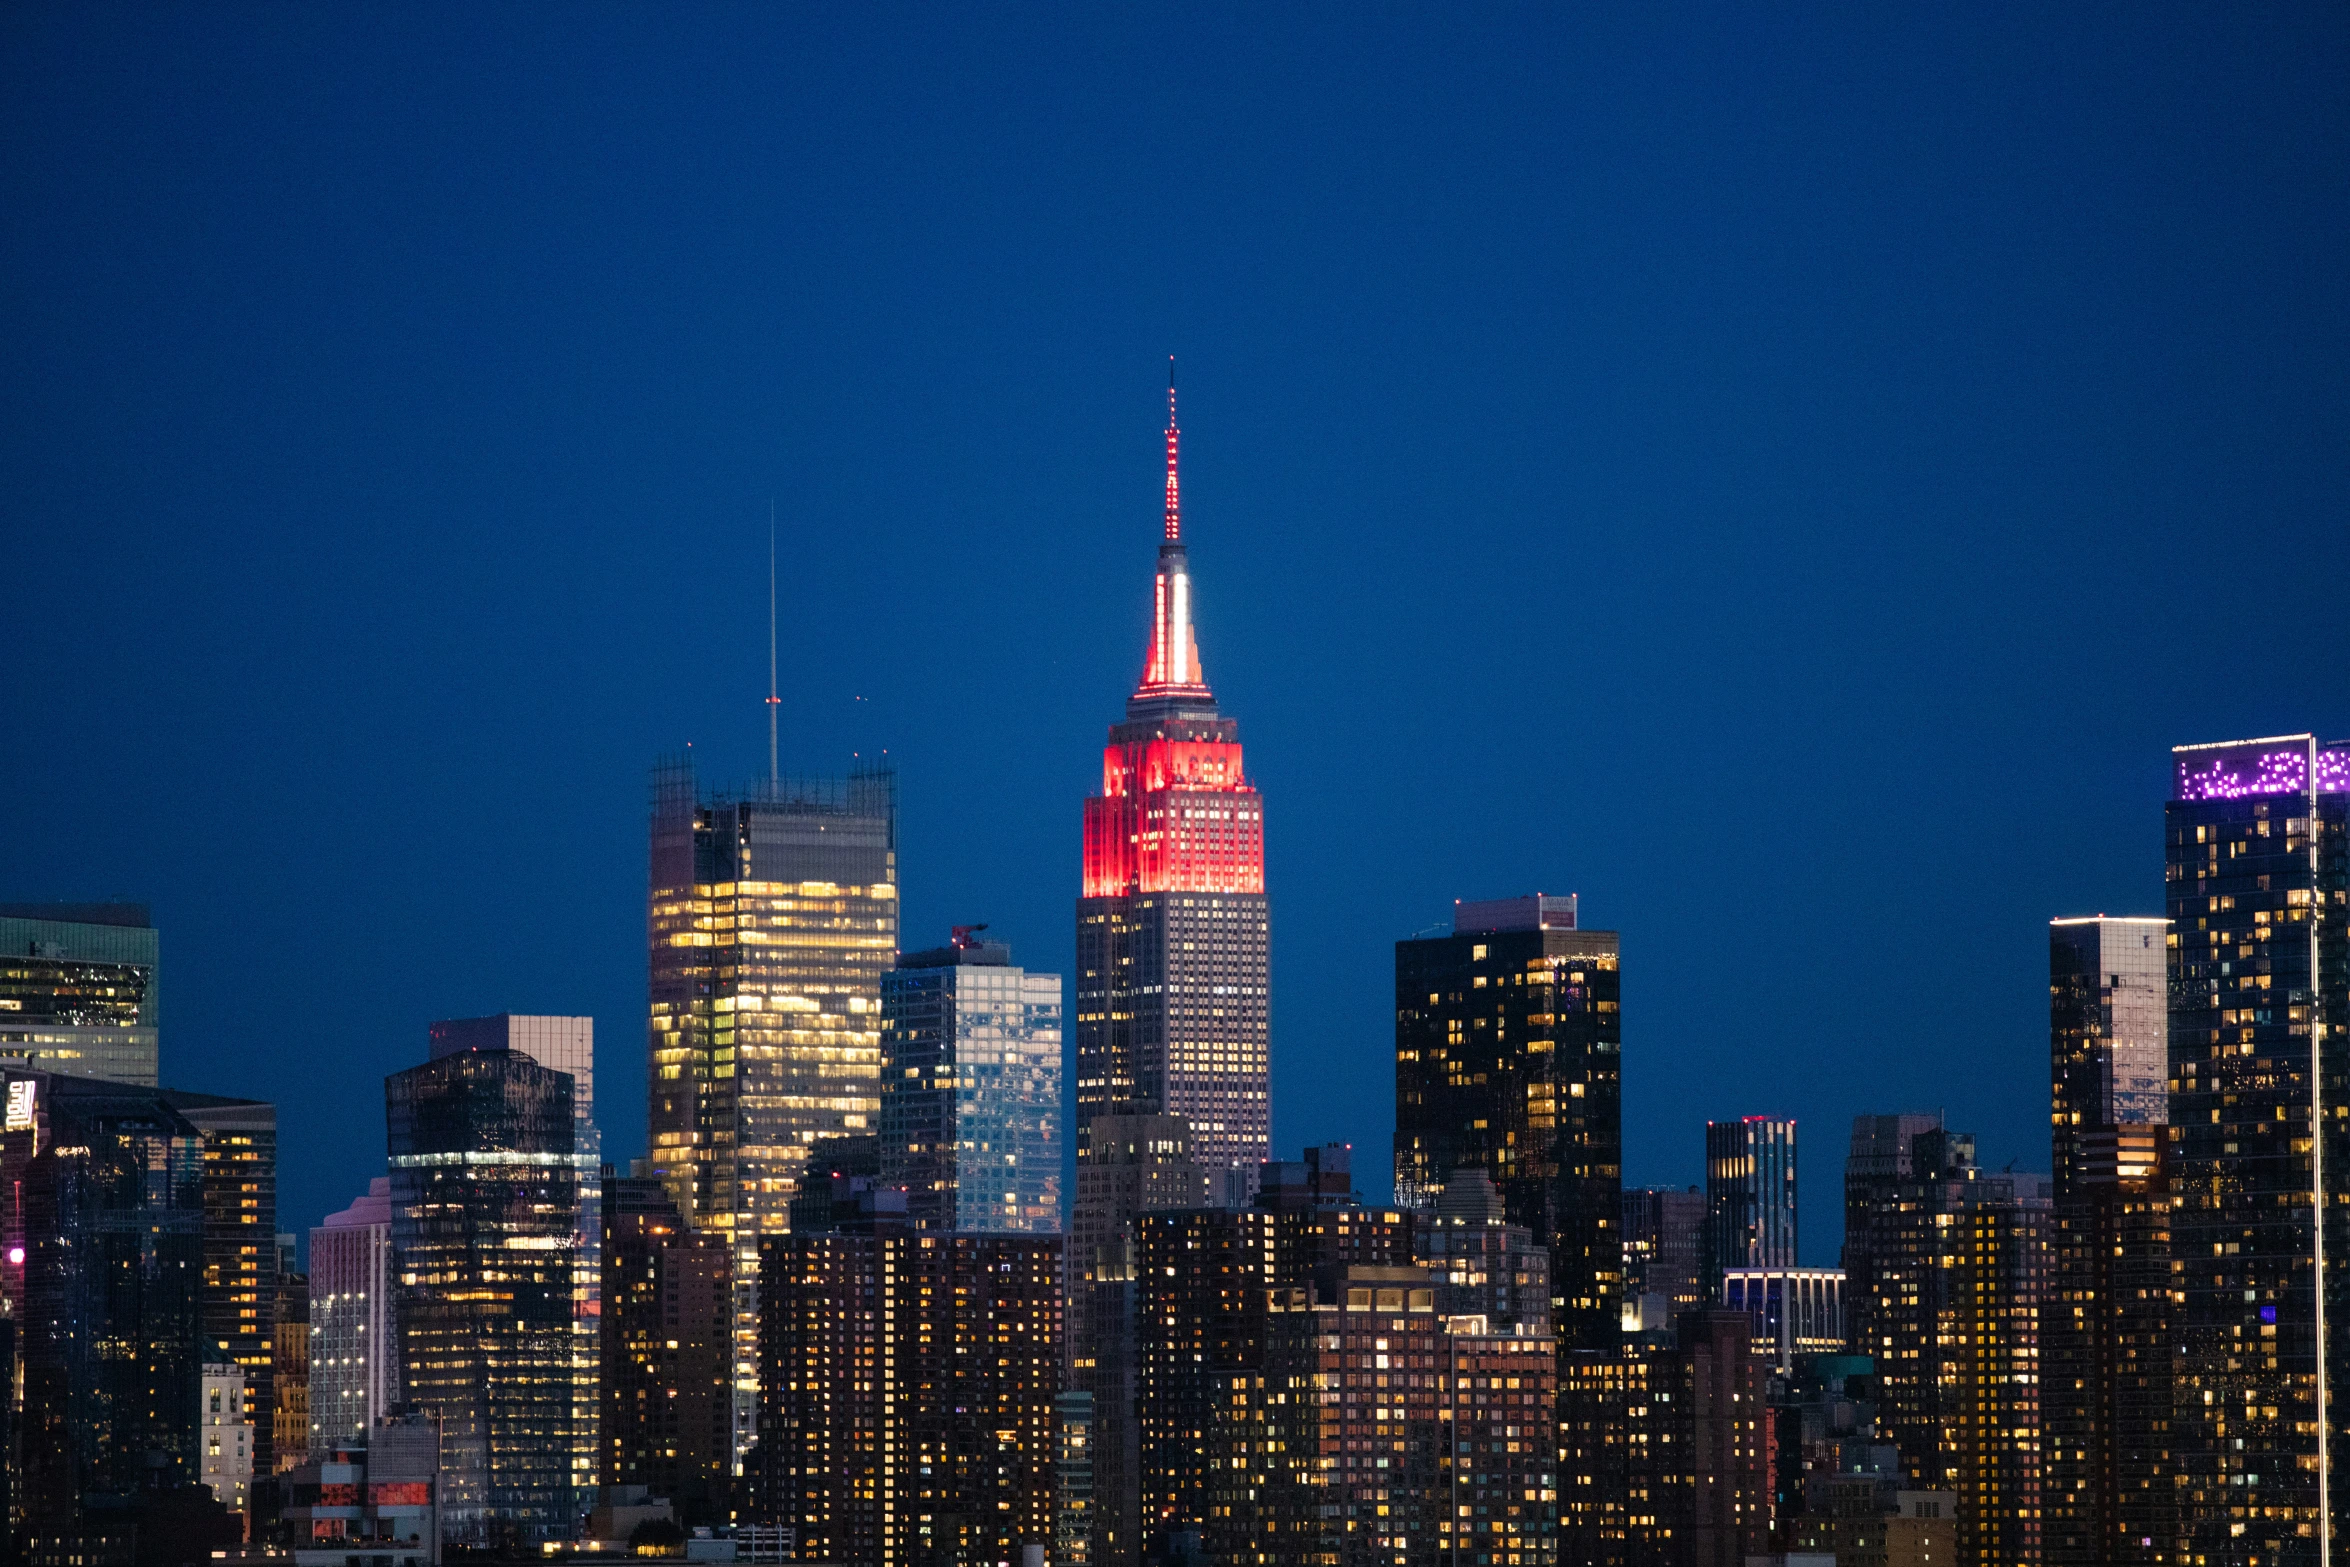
xmin=7 ymin=6 xmax=2348 ymax=1277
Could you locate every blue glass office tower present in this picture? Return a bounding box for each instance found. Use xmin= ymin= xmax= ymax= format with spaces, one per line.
xmin=387 ymin=1045 xmax=580 ymax=1544
xmin=880 ymin=929 xmax=1062 ymax=1233
xmin=2165 ymin=733 xmax=2350 ymax=1566
xmin=1705 ymin=1116 xmax=1797 ymax=1297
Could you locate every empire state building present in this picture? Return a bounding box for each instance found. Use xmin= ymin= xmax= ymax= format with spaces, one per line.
xmin=1075 ymin=374 xmax=1269 ymax=1195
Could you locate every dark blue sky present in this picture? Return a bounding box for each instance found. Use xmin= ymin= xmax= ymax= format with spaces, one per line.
xmin=5 ymin=7 xmax=2345 ymax=1264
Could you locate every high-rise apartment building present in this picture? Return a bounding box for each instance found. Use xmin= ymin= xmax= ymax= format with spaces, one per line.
xmin=309 ymin=1177 xmax=395 ymax=1454
xmin=0 ymin=1070 xmax=205 ymax=1525
xmin=1132 ymin=1147 xmax=1418 ymax=1564
xmin=2045 ymin=914 xmax=2174 ymax=1566
xmin=1075 ymin=380 xmax=1269 ymax=1195
xmin=752 ymin=1228 xmax=1063 ymax=1566
xmin=1621 ymin=1186 xmax=1706 ymax=1333
xmin=387 ymin=1044 xmax=581 ymax=1543
xmin=1704 ymin=1117 xmax=1796 ymax=1295
xmin=1717 ymin=1266 xmax=1843 ymax=1372
xmin=602 ymin=1166 xmax=732 ymax=1525
xmin=1838 ymin=1112 xmax=1942 ymax=1365
xmin=1393 ymin=893 xmax=1623 ymax=1352
xmin=880 ymin=930 xmax=1062 ymax=1233
xmin=164 ymin=1091 xmax=280 ymax=1476
xmin=2164 ymin=733 xmax=2349 ymax=1566
xmin=0 ymin=903 xmax=160 ymax=1085
xmin=1070 ymin=1113 xmax=1212 ymax=1567
xmin=1842 ymin=1125 xmax=2050 ymax=1565
xmin=1414 ymin=1166 xmax=1553 ymax=1334
xmin=430 ymin=1014 xmax=601 ymax=1520
xmin=649 ymin=753 xmax=898 ymax=1464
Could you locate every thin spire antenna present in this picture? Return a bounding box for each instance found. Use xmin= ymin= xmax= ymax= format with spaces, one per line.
xmin=767 ymin=500 xmax=780 ymax=792
xmin=1164 ymin=356 xmax=1180 ymax=542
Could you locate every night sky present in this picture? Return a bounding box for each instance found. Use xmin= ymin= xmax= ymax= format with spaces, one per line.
xmin=5 ymin=7 xmax=2346 ymax=1264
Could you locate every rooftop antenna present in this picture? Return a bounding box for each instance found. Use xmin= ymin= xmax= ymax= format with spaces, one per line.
xmin=767 ymin=500 xmax=780 ymax=794
xmin=1164 ymin=356 xmax=1180 ymax=542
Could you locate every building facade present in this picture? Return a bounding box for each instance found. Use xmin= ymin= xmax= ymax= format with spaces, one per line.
xmin=879 ymin=931 xmax=1062 ymax=1233
xmin=1620 ymin=1186 xmax=1706 ymax=1335
xmin=2164 ymin=733 xmax=2350 ymax=1565
xmin=164 ymin=1090 xmax=281 ymax=1476
xmin=1842 ymin=1126 xmax=2050 ymax=1565
xmin=1703 ymin=1117 xmax=1796 ymax=1295
xmin=753 ymin=1228 xmax=1063 ymax=1566
xmin=387 ymin=1045 xmax=582 ymax=1543
xmin=1393 ymin=894 xmax=1624 ymax=1353
xmin=602 ymin=1167 xmax=733 ymax=1525
xmin=0 ymin=902 xmax=160 ymax=1085
xmin=309 ymin=1176 xmax=397 ymax=1454
xmin=1838 ymin=1112 xmax=1942 ymax=1367
xmin=1716 ymin=1267 xmax=1843 ymax=1373
xmin=273 ymin=1268 xmax=309 ymax=1473
xmin=201 ymin=1362 xmax=257 ymax=1522
xmin=430 ymin=1013 xmax=601 ymax=1519
xmin=1414 ymin=1167 xmax=1552 ymax=1334
xmin=1075 ymin=380 xmax=1269 ymax=1195
xmin=1070 ymin=1113 xmax=1213 ymax=1567
xmin=0 ymin=1070 xmax=205 ymax=1523
xmin=649 ymin=753 xmax=898 ymax=1464
xmin=2046 ymin=914 xmax=2175 ymax=1566
xmin=1132 ymin=1150 xmax=1418 ymax=1564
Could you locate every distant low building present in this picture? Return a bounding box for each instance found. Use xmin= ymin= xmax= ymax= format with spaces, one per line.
xmin=282 ymin=1409 xmax=443 ymax=1564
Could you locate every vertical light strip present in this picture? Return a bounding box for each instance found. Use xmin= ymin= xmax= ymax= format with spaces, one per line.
xmin=1171 ymin=571 xmax=1190 ymax=685
xmin=2311 ymin=736 xmax=2331 ymax=1567
xmin=1153 ymin=573 xmax=1167 ymax=686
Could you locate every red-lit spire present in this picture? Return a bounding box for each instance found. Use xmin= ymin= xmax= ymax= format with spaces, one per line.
xmin=1137 ymin=362 xmax=1207 ymax=700
xmin=1164 ymin=357 xmax=1180 ymax=542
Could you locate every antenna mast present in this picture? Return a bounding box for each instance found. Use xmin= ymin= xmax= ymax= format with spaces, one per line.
xmin=767 ymin=500 xmax=780 ymax=793
xmin=1164 ymin=356 xmax=1181 ymax=542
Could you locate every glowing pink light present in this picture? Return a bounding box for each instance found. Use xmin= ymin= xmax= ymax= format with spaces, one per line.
xmin=7 ymin=1248 xmax=22 ymax=1265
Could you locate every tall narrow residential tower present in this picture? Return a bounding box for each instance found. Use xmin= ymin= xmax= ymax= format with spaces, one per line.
xmin=1075 ymin=372 xmax=1269 ymax=1193
xmin=2164 ymin=733 xmax=2349 ymax=1567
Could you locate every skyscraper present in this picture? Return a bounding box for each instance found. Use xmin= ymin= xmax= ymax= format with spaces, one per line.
xmin=1840 ymin=1126 xmax=2050 ymax=1564
xmin=1393 ymin=893 xmax=1623 ymax=1352
xmin=387 ymin=1044 xmax=581 ymax=1543
xmin=879 ymin=929 xmax=1062 ymax=1233
xmin=308 ymin=1177 xmax=395 ymax=1455
xmin=1703 ymin=1117 xmax=1797 ymax=1296
xmin=648 ymin=752 xmax=898 ymax=1464
xmin=431 ymin=1013 xmax=602 ymax=1520
xmin=1069 ymin=1114 xmax=1212 ymax=1567
xmin=1838 ymin=1111 xmax=1941 ymax=1364
xmin=752 ymin=1227 xmax=1063 ymax=1566
xmin=2045 ymin=914 xmax=2173 ymax=1566
xmin=0 ymin=1070 xmax=205 ymax=1525
xmin=1075 ymin=375 xmax=1269 ymax=1195
xmin=602 ymin=1166 xmax=732 ymax=1525
xmin=2164 ymin=732 xmax=2349 ymax=1566
xmin=0 ymin=902 xmax=159 ymax=1086
xmin=163 ymin=1091 xmax=281 ymax=1477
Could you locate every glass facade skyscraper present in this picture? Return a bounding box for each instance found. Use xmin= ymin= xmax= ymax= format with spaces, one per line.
xmin=879 ymin=930 xmax=1061 ymax=1233
xmin=0 ymin=903 xmax=159 ymax=1086
xmin=386 ymin=1044 xmax=581 ymax=1543
xmin=648 ymin=754 xmax=898 ymax=1467
xmin=430 ymin=1013 xmax=601 ymax=1519
xmin=1704 ymin=1116 xmax=1797 ymax=1295
xmin=2046 ymin=915 xmax=2174 ymax=1566
xmin=2164 ymin=733 xmax=2350 ymax=1565
xmin=1393 ymin=893 xmax=1623 ymax=1353
xmin=1075 ymin=381 xmax=1269 ymax=1193
xmin=0 ymin=1069 xmax=205 ymax=1525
